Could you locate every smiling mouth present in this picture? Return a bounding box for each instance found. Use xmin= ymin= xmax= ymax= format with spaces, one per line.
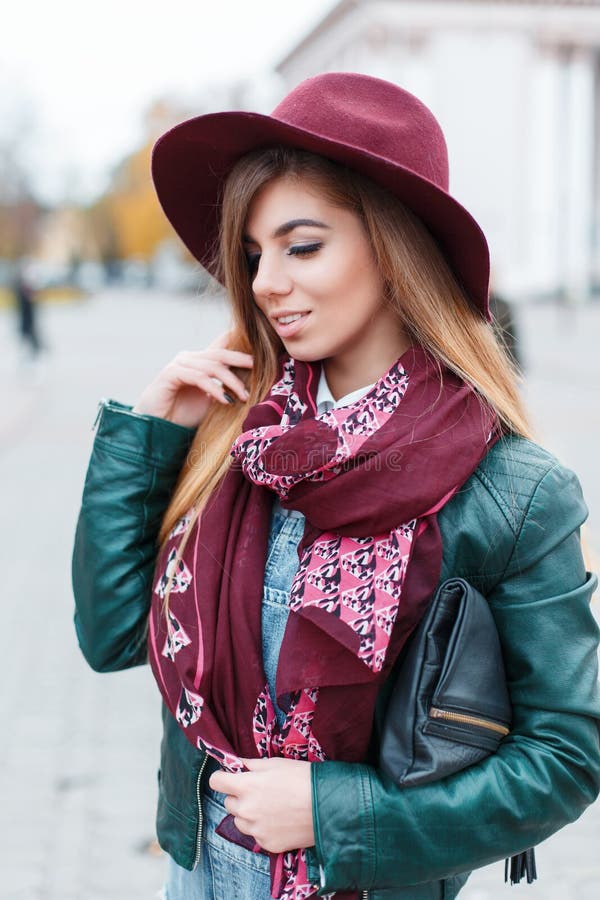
xmin=273 ymin=312 xmax=310 ymax=324
xmin=272 ymin=311 xmax=311 ymax=337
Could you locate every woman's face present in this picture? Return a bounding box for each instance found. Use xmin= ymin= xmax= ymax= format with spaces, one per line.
xmin=243 ymin=176 xmax=404 ymax=369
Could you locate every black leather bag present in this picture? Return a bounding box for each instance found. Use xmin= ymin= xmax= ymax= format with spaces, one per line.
xmin=379 ymin=578 xmax=537 ymax=884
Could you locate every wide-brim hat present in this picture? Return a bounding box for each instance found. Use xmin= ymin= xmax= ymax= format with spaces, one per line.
xmin=152 ymin=72 xmax=490 ymax=318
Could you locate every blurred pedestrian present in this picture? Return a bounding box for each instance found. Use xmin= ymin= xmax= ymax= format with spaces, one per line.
xmin=72 ymin=73 xmax=599 ymax=900
xmin=13 ymin=264 xmax=43 ymax=361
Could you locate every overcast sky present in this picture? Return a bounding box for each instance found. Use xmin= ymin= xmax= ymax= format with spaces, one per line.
xmin=2 ymin=0 xmax=337 ymax=204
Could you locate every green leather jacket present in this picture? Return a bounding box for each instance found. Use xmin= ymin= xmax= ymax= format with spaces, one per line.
xmin=72 ymin=400 xmax=600 ymax=900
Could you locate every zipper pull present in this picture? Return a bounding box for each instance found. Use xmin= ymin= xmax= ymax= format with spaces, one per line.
xmin=93 ymin=398 xmax=108 ymax=431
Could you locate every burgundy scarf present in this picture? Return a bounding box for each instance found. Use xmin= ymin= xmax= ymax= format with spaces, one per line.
xmin=148 ymin=346 xmax=498 ymax=899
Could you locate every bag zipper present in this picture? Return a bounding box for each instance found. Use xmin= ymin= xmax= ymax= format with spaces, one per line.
xmin=192 ymin=754 xmax=209 ymax=868
xmin=429 ymin=706 xmax=509 ymax=736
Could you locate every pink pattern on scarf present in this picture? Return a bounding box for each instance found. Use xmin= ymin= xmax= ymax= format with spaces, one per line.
xmin=252 ymin=685 xmax=326 ymax=898
xmin=288 ymin=525 xmax=415 ymax=672
xmin=231 ymin=358 xmax=409 ymax=497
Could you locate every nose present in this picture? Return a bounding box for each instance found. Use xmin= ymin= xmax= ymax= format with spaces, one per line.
xmin=252 ymin=251 xmax=292 ymax=299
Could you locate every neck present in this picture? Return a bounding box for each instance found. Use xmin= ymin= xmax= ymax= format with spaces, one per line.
xmin=322 ymin=322 xmax=412 ymax=401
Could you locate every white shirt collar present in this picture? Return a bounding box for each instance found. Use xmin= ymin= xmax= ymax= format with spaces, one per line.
xmin=315 ymin=365 xmax=376 ymax=413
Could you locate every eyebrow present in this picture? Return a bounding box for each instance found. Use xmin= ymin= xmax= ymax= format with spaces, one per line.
xmin=243 ymin=218 xmax=331 ymax=243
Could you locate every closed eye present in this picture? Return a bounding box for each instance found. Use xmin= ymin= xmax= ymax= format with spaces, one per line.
xmin=287 ymin=242 xmax=322 ymax=258
xmin=245 ymin=241 xmax=322 ymax=276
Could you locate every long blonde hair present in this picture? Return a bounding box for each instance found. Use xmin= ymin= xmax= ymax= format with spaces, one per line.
xmin=159 ymin=147 xmax=530 ymax=547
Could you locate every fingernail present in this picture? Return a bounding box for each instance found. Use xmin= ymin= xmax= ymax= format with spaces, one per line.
xmin=223 ymin=391 xmax=235 ymax=404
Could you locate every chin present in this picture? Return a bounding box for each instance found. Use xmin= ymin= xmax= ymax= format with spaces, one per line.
xmin=283 ymin=347 xmax=328 ymax=363
xmin=280 ymin=335 xmax=331 ymax=361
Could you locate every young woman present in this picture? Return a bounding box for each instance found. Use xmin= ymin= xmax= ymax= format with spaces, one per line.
xmin=72 ymin=73 xmax=600 ymax=900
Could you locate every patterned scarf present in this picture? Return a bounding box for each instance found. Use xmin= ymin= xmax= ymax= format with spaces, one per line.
xmin=148 ymin=346 xmax=498 ymax=899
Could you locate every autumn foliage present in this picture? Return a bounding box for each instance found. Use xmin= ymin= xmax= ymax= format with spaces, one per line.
xmin=91 ymin=141 xmax=174 ymax=262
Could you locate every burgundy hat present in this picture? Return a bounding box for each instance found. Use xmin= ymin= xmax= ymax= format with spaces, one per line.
xmin=152 ymin=72 xmax=490 ymax=318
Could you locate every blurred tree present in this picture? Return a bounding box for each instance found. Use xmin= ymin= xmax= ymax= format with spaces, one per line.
xmin=86 ymin=195 xmax=122 ymax=273
xmin=0 ymin=198 xmax=44 ymax=259
xmin=83 ymin=97 xmax=231 ymax=267
xmin=0 ymin=73 xmax=44 ymax=258
xmin=101 ymin=142 xmax=172 ymax=261
xmin=84 ymin=99 xmax=214 ymax=266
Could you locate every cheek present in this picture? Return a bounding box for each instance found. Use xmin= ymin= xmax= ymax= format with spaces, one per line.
xmin=252 ymin=293 xmax=269 ymax=318
xmin=336 ymin=235 xmax=380 ymax=288
xmin=335 ymin=253 xmax=383 ymax=312
xmin=310 ymin=250 xmax=366 ymax=299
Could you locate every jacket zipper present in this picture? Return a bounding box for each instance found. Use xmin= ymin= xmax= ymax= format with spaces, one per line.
xmin=192 ymin=754 xmax=209 ymax=868
xmin=92 ymin=398 xmax=107 ymax=430
xmin=429 ymin=707 xmax=509 ymax=736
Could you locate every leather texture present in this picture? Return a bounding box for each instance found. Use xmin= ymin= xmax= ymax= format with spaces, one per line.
xmin=379 ymin=578 xmax=511 ymax=786
xmin=72 ymin=401 xmax=600 ymax=899
xmin=72 ymin=400 xmax=195 ymax=672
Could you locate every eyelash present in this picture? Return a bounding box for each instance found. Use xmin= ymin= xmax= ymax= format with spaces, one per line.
xmin=246 ymin=242 xmax=323 ymax=274
xmin=287 ymin=241 xmax=322 ymax=258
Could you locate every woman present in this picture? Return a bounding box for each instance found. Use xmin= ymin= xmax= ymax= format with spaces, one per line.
xmin=72 ymin=73 xmax=600 ymax=900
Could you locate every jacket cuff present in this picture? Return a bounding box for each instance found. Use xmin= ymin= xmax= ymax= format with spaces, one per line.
xmin=94 ymin=399 xmax=196 ymax=473
xmin=311 ymin=761 xmax=376 ymax=892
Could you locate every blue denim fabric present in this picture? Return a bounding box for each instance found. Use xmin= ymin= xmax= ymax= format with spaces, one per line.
xmin=164 ymin=790 xmax=271 ymax=899
xmin=261 ymin=500 xmax=306 ymax=727
xmin=164 ymin=498 xmax=306 ymax=899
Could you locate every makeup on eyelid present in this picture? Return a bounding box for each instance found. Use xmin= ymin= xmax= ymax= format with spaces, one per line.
xmin=246 ymin=241 xmax=323 ymax=274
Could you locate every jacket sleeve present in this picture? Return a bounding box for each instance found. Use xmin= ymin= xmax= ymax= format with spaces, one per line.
xmin=72 ymin=400 xmax=195 ymax=673
xmin=310 ymin=462 xmax=600 ymax=892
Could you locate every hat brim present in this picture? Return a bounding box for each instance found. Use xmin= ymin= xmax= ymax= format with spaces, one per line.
xmin=151 ymin=111 xmax=490 ymax=318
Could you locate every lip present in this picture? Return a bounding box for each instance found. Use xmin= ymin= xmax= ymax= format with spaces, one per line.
xmin=271 ymin=311 xmax=311 ymax=338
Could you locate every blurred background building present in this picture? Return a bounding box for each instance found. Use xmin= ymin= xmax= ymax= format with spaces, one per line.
xmin=2 ymin=0 xmax=600 ymax=307
xmin=275 ymin=0 xmax=600 ymax=304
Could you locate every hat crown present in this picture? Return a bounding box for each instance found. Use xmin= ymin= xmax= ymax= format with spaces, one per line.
xmin=272 ymin=73 xmax=449 ymax=192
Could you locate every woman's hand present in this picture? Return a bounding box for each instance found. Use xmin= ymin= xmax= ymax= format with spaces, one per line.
xmin=208 ymin=757 xmax=315 ymax=853
xmin=133 ymin=329 xmax=254 ymax=428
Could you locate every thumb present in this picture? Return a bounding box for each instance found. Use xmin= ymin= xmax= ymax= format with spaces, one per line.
xmin=240 ymin=756 xmax=271 ymax=772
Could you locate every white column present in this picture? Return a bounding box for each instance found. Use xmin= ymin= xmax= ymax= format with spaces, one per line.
xmin=528 ymin=44 xmax=563 ymax=297
xmin=563 ymin=47 xmax=595 ymax=303
xmin=592 ymin=52 xmax=600 ymax=288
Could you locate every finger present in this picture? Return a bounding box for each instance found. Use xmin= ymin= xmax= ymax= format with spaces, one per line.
xmin=208 ymin=770 xmax=244 ymax=795
xmin=166 ymin=361 xmax=238 ymax=405
xmin=239 ymin=757 xmax=271 ymax=771
xmin=166 ymin=364 xmax=231 ymax=406
xmin=200 ymin=360 xmax=251 ymax=401
xmin=177 ymin=363 xmax=249 ymax=404
xmin=223 ymin=795 xmax=240 ymax=816
xmin=233 ymin=816 xmax=255 ymax=837
xmin=180 ymin=348 xmax=254 ymax=369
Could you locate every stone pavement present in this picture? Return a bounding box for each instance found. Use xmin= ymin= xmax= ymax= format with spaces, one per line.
xmin=0 ymin=289 xmax=598 ymax=900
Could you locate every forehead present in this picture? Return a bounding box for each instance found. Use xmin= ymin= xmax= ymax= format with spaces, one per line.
xmin=246 ymin=176 xmax=331 ymax=226
xmin=244 ymin=175 xmax=355 ymax=241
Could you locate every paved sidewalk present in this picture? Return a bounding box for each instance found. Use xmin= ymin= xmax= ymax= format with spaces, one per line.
xmin=0 ymin=290 xmax=598 ymax=899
